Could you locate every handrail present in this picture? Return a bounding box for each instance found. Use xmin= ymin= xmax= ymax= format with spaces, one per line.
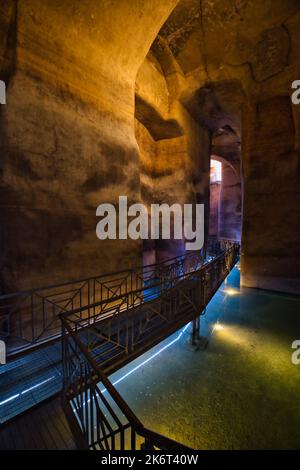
xmin=1 ymin=238 xmax=231 ymax=357
xmin=61 ymin=317 xmax=144 ymax=431
xmin=139 ymin=428 xmax=193 ymax=451
xmin=61 ymin=309 xmax=194 ymax=451
xmin=0 ymin=239 xmax=225 ymax=301
xmin=62 ymin=248 xmax=227 ymax=321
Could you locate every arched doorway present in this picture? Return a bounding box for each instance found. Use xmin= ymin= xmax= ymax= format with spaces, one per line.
xmin=209 ymin=155 xmax=242 ymax=242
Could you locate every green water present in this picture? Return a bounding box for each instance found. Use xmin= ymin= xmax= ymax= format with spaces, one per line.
xmin=110 ymin=264 xmax=300 ymax=449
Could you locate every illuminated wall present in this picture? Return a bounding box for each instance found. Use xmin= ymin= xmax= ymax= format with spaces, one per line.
xmin=0 ymin=0 xmax=299 ymax=294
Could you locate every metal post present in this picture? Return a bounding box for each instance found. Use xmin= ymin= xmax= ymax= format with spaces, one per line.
xmin=192 ymin=316 xmax=200 ymax=345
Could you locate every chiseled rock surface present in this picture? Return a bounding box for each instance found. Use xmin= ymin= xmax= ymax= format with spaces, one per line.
xmin=0 ymin=0 xmax=299 ymax=294
xmin=0 ymin=0 xmax=178 ymax=291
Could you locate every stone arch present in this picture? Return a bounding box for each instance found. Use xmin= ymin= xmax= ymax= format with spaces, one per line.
xmin=209 ymin=155 xmax=242 ymax=242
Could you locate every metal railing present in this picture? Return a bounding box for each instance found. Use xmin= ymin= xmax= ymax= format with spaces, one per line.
xmin=62 ymin=318 xmax=193 ymax=450
xmin=0 ymin=239 xmax=230 ymax=358
xmin=61 ymin=242 xmax=239 ymax=450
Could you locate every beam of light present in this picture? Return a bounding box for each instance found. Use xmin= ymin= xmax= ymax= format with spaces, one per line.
xmin=0 ymin=376 xmax=56 ymax=407
xmin=213 ymin=322 xmax=224 ymax=332
xmin=0 ymin=394 xmax=20 ymax=406
xmin=3 ymin=322 xmax=191 ymax=414
xmin=21 ymin=376 xmax=55 ymax=395
xmin=72 ymin=322 xmax=192 ymax=412
xmin=222 ymin=288 xmax=239 ymax=296
xmin=110 ymin=322 xmax=190 ymax=389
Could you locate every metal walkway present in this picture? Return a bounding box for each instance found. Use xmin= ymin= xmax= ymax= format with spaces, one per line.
xmin=0 ymin=342 xmax=62 ymax=423
xmin=0 ymin=241 xmax=239 ymax=449
xmin=0 ymin=241 xmax=226 ymax=359
xmin=0 ymin=245 xmax=222 ymax=423
xmin=0 ymin=396 xmax=76 ymax=450
xmin=61 ymin=243 xmax=239 ymax=450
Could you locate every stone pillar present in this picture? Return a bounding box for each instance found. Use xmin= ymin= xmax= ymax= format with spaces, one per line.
xmin=241 ymin=97 xmax=300 ymax=294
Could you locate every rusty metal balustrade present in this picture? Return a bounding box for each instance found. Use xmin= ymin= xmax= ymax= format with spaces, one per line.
xmin=61 ymin=243 xmax=239 ymax=450
xmin=0 ymin=239 xmax=230 ymax=358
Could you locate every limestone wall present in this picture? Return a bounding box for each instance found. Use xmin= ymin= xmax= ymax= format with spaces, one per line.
xmin=1 ymin=0 xmax=299 ymax=295
xmin=0 ymin=0 xmax=178 ymax=292
xmin=157 ymin=0 xmax=300 ymax=294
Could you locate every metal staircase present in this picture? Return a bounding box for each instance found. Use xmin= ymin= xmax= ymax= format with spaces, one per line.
xmin=0 ymin=241 xmax=239 ymax=447
xmin=60 ymin=242 xmax=239 ymax=450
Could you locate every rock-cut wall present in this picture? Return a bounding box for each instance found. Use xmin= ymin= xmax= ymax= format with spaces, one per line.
xmin=0 ymin=0 xmax=178 ymax=292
